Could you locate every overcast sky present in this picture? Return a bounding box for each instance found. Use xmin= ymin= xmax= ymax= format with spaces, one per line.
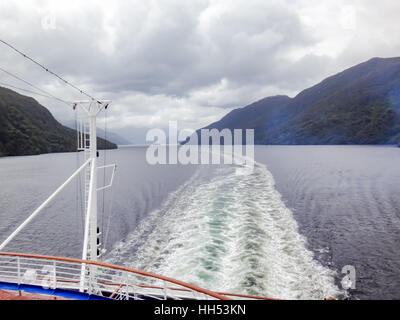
xmin=0 ymin=0 xmax=399 ymax=143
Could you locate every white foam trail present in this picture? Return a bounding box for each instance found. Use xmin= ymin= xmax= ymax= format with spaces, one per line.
xmin=107 ymin=161 xmax=343 ymax=300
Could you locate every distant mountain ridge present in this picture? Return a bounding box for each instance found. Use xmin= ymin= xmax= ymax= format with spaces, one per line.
xmin=0 ymin=86 xmax=117 ymax=157
xmin=62 ymin=120 xmax=133 ymax=146
xmin=202 ymin=57 xmax=400 ymax=145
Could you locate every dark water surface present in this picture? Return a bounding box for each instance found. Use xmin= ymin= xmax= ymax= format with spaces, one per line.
xmin=0 ymin=146 xmax=399 ymax=299
xmin=0 ymin=148 xmax=196 ymax=257
xmin=255 ymin=146 xmax=400 ymax=300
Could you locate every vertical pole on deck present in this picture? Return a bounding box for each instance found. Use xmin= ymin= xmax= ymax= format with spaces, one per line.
xmin=89 ymin=101 xmax=98 ymax=263
xmin=79 ymin=100 xmax=99 ymax=292
xmin=78 ymin=100 xmax=111 ymax=293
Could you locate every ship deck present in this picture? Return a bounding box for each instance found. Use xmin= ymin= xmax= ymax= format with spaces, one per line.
xmin=0 ymin=289 xmax=71 ymax=300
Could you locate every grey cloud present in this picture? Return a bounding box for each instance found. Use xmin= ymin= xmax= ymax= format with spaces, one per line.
xmin=0 ymin=0 xmax=399 ymax=143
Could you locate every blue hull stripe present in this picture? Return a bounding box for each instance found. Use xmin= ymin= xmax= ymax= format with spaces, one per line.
xmin=0 ymin=281 xmax=110 ymax=300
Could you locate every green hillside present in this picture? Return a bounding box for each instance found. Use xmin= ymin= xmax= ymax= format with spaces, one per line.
xmin=0 ymin=86 xmax=117 ymax=157
xmin=202 ymin=57 xmax=400 ymax=145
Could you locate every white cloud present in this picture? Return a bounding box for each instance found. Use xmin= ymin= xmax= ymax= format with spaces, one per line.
xmin=0 ymin=0 xmax=399 ymax=142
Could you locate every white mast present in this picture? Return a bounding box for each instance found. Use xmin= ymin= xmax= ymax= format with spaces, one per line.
xmin=76 ymin=99 xmax=115 ymax=293
xmin=0 ymin=98 xmax=115 ymax=293
xmin=0 ymin=100 xmax=111 ymax=256
xmin=75 ymin=99 xmax=111 ymax=263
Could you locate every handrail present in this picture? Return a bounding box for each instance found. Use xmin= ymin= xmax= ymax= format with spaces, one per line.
xmin=216 ymin=292 xmax=279 ymax=300
xmin=0 ymin=252 xmax=230 ymax=300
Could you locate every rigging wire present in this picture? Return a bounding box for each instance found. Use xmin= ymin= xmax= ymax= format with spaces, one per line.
xmin=75 ymin=111 xmax=85 ymax=239
xmin=0 ymin=38 xmax=99 ymax=102
xmin=0 ymin=38 xmax=116 ymax=256
xmin=101 ymin=108 xmax=108 ymax=247
xmin=0 ymin=66 xmax=72 ymax=106
xmin=0 ymin=81 xmax=60 ymax=101
xmin=101 ymin=108 xmax=117 ymax=252
xmin=0 ymin=39 xmax=94 ymax=240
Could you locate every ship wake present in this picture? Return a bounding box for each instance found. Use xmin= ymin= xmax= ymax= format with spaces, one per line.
xmin=107 ymin=161 xmax=343 ymax=300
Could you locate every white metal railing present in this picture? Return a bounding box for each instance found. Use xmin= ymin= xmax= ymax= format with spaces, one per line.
xmin=0 ymin=253 xmax=238 ymax=300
